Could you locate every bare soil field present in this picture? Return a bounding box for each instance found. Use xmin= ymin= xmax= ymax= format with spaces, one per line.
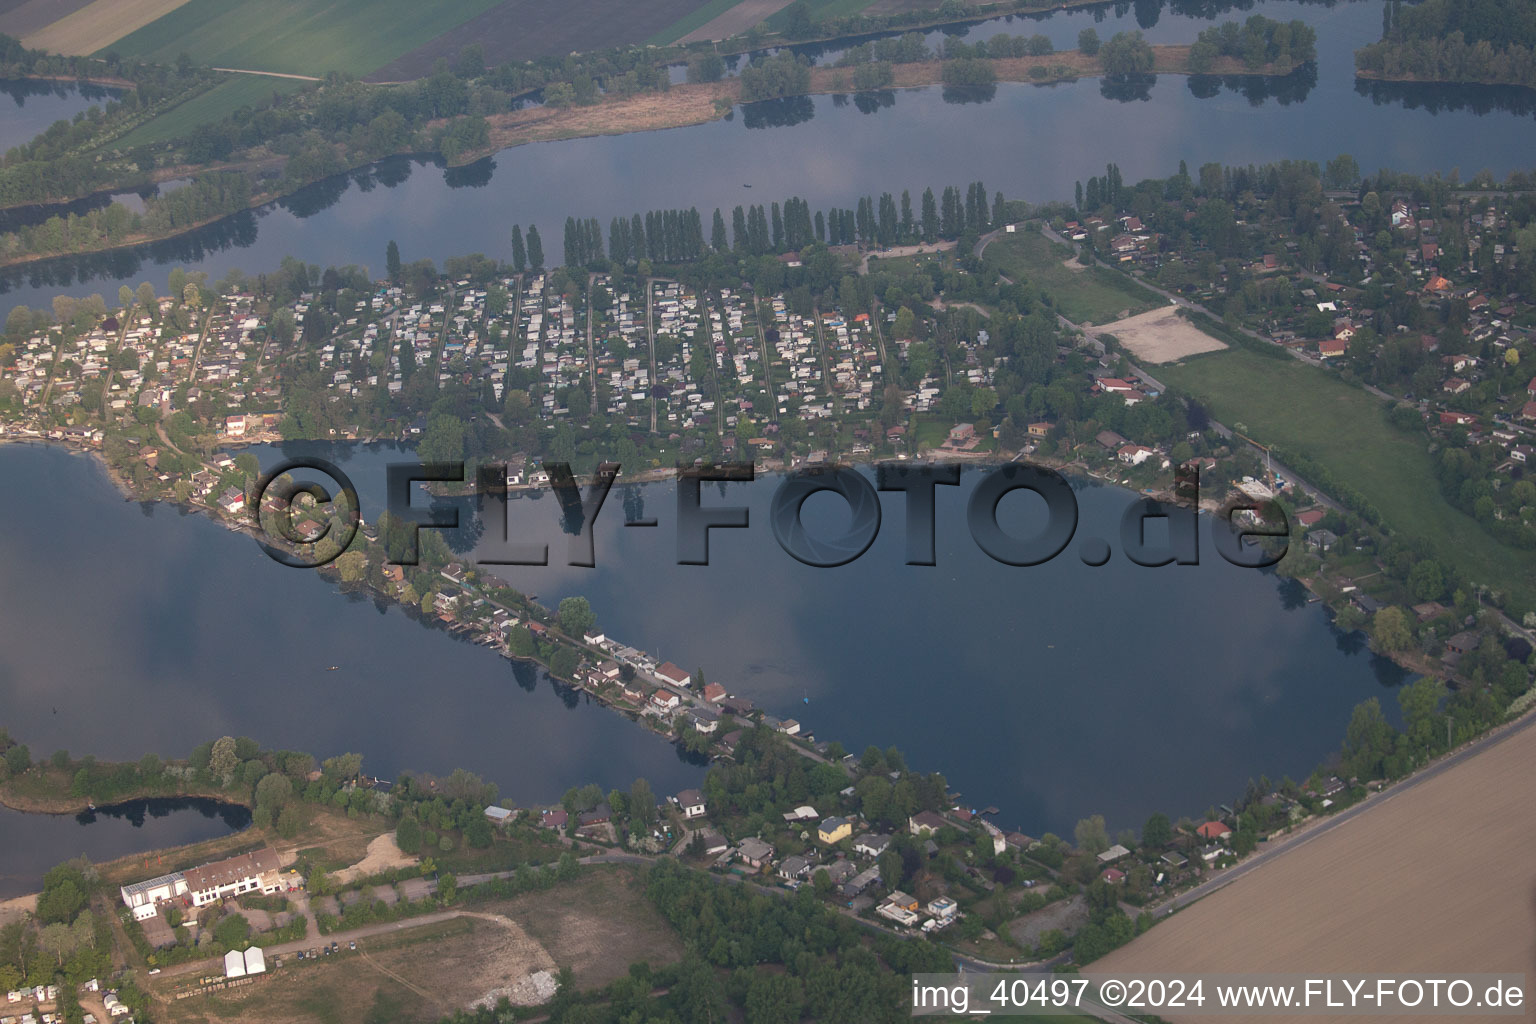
xmin=333 ymin=831 xmax=416 ymax=884
xmin=0 ymin=0 xmax=93 ymax=40
xmin=365 ymin=0 xmax=715 ymax=82
xmin=21 ymin=0 xmax=190 ymax=55
xmin=0 ymin=893 xmax=36 ymax=929
xmin=1096 ymin=718 xmax=1536 ymax=1023
xmin=484 ymin=865 xmax=685 ymax=990
xmin=1009 ymin=893 xmax=1087 ymax=948
xmin=679 ymin=0 xmax=796 ymax=44
xmin=1099 ymin=306 xmax=1227 ymax=363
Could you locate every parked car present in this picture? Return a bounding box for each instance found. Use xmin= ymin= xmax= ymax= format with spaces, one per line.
xmin=349 ymin=941 xmax=356 ymax=951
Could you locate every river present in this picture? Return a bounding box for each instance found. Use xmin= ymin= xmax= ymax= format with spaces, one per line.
xmin=4 ymin=0 xmax=1536 ymax=315
xmin=0 ymin=798 xmax=250 ymax=899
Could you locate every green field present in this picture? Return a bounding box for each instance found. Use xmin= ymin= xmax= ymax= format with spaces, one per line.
xmin=982 ymin=230 xmax=1160 ymax=325
xmin=766 ymin=0 xmax=882 ymax=30
xmin=1158 ymin=349 xmax=1536 ymax=609
xmin=113 ymin=76 xmax=306 ymax=148
xmin=100 ymin=0 xmax=503 ymax=77
xmin=645 ymin=0 xmax=746 ymax=45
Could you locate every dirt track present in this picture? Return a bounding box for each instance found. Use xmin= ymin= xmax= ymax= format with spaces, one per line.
xmin=1096 ymin=717 xmax=1536 ymax=1023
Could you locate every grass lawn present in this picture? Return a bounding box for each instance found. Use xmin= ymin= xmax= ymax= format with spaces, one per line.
xmin=982 ymin=230 xmax=1160 ymax=325
xmin=645 ymin=0 xmax=744 ymax=45
xmin=1158 ymin=348 xmax=1536 ymax=609
xmin=113 ymin=76 xmax=306 ymax=148
xmin=100 ymin=0 xmax=504 ymax=77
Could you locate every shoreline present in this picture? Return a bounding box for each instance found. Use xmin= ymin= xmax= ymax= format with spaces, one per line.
xmin=1353 ymin=68 xmax=1536 ymax=89
xmin=0 ymin=48 xmax=1301 ymax=275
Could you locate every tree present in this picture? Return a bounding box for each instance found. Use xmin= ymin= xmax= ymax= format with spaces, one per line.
xmin=385 ymin=240 xmax=401 ymax=280
xmin=1078 ymin=28 xmax=1101 ymax=55
xmin=396 ymin=814 xmax=422 ymax=854
xmin=209 ymin=736 xmax=239 ymax=779
xmin=511 ymin=225 xmax=526 ymax=273
xmin=557 ymin=596 xmax=596 ymax=637
xmin=1100 ymin=31 xmax=1155 ymax=75
xmin=1074 ymin=814 xmax=1110 ymax=855
xmin=322 ymin=752 xmax=364 ymax=781
xmin=526 ymin=225 xmax=544 ymax=271
xmin=254 ymin=772 xmax=293 ymax=813
xmin=1342 ymin=698 xmax=1397 ymax=780
xmin=1142 ymin=812 xmax=1172 ymax=849
xmin=336 ymin=550 xmax=366 ymax=583
xmin=1371 ymin=606 xmax=1412 ymax=652
xmin=1398 ymin=676 xmax=1448 ymax=754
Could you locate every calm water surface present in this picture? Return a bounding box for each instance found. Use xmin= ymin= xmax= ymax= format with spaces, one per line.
xmin=0 ymin=798 xmax=248 ymax=899
xmin=2 ymin=1 xmax=1535 ymax=313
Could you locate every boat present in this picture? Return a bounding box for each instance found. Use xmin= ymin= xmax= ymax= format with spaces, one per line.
xmin=326 ymin=665 xmax=339 ymax=671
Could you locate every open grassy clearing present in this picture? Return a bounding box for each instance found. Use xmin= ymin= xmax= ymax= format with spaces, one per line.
xmin=20 ymin=0 xmax=189 ymax=55
xmin=982 ymin=230 xmax=1160 ymax=325
xmin=765 ymin=0 xmax=881 ymax=31
xmin=1096 ymin=717 xmax=1536 ymax=1020
xmin=112 ymin=76 xmax=305 ymax=148
xmin=101 ymin=0 xmax=503 ymax=78
xmin=1157 ymin=349 xmax=1536 ymax=608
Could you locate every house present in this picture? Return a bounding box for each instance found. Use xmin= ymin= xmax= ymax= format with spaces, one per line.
xmin=1095 ymin=429 xmax=1129 ymax=450
xmin=1117 ymin=444 xmax=1154 ymax=466
xmin=1027 ymin=421 xmax=1053 ymax=438
xmin=1294 ymin=509 xmax=1327 ymax=529
xmin=782 ymin=804 xmax=819 ymax=823
xmin=774 ymin=718 xmax=801 ymax=736
xmin=655 ymin=662 xmax=691 ymax=687
xmin=1161 ymin=851 xmax=1188 ymax=868
xmin=1096 ymin=843 xmax=1131 ymax=864
xmin=908 ymin=810 xmax=947 ymax=836
xmin=1306 ymin=529 xmax=1339 ymax=552
xmin=120 ymin=872 xmax=190 ymax=920
xmin=692 ymin=829 xmax=729 ymax=856
xmin=1522 ymin=401 xmax=1536 ymax=422
xmin=853 ymin=833 xmax=891 ymax=858
xmin=843 ymin=864 xmax=881 ymax=897
xmin=884 ymin=889 xmax=919 ymax=911
xmin=1439 ymin=411 xmax=1477 ymax=428
xmin=687 ymin=706 xmax=719 ymax=733
xmin=217 ymin=487 xmax=245 ymax=515
xmin=183 ymin=848 xmax=283 ymax=907
xmin=1004 ymin=831 xmax=1034 ymax=852
xmin=1101 ymin=867 xmax=1126 ymax=884
xmin=777 ymin=855 xmax=811 ymax=881
xmin=540 ymin=808 xmax=568 ymax=829
xmin=702 ymin=682 xmax=727 ymax=703
xmin=818 ymin=816 xmax=853 ymax=845
xmin=1196 ymin=821 xmax=1232 ymax=841
xmin=650 ymin=690 xmax=680 ymax=713
xmin=675 ymin=788 xmax=707 ymax=819
xmin=1444 ymin=630 xmax=1481 ymax=655
xmin=737 ymin=837 xmax=774 ymax=869
xmin=1317 ymin=338 xmax=1348 ymax=358
xmin=926 ymin=896 xmax=959 ymax=921
xmin=1200 ymin=843 xmax=1225 ymax=863
xmin=483 ymin=805 xmax=513 ymax=826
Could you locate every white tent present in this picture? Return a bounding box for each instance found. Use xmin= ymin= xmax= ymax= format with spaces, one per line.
xmin=243 ymin=947 xmax=266 ymax=975
xmin=224 ymin=950 xmax=246 ymax=978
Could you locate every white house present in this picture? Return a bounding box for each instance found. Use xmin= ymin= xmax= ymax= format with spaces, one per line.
xmin=120 ymin=872 xmax=189 ymax=921
xmin=675 ymin=788 xmax=707 ymax=819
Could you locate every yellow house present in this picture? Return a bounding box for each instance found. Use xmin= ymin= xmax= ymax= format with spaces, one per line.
xmin=818 ymin=816 xmax=853 ymax=844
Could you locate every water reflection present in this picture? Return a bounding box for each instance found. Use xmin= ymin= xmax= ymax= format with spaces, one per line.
xmin=1354 ymin=77 xmax=1536 ymax=118
xmin=75 ymin=797 xmax=252 ymax=831
xmin=1101 ymin=73 xmax=1157 ymax=103
xmin=741 ymin=95 xmax=816 ymax=128
xmin=942 ymin=84 xmax=998 ymax=105
xmin=1188 ymin=63 xmax=1319 ymax=105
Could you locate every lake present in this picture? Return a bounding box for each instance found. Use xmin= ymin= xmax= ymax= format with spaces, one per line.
xmin=4 ymin=0 xmax=1536 ymax=315
xmin=237 ymin=441 xmax=1405 ymax=838
xmin=0 ymin=445 xmax=706 ymax=831
xmin=0 ymin=798 xmax=249 ymax=899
